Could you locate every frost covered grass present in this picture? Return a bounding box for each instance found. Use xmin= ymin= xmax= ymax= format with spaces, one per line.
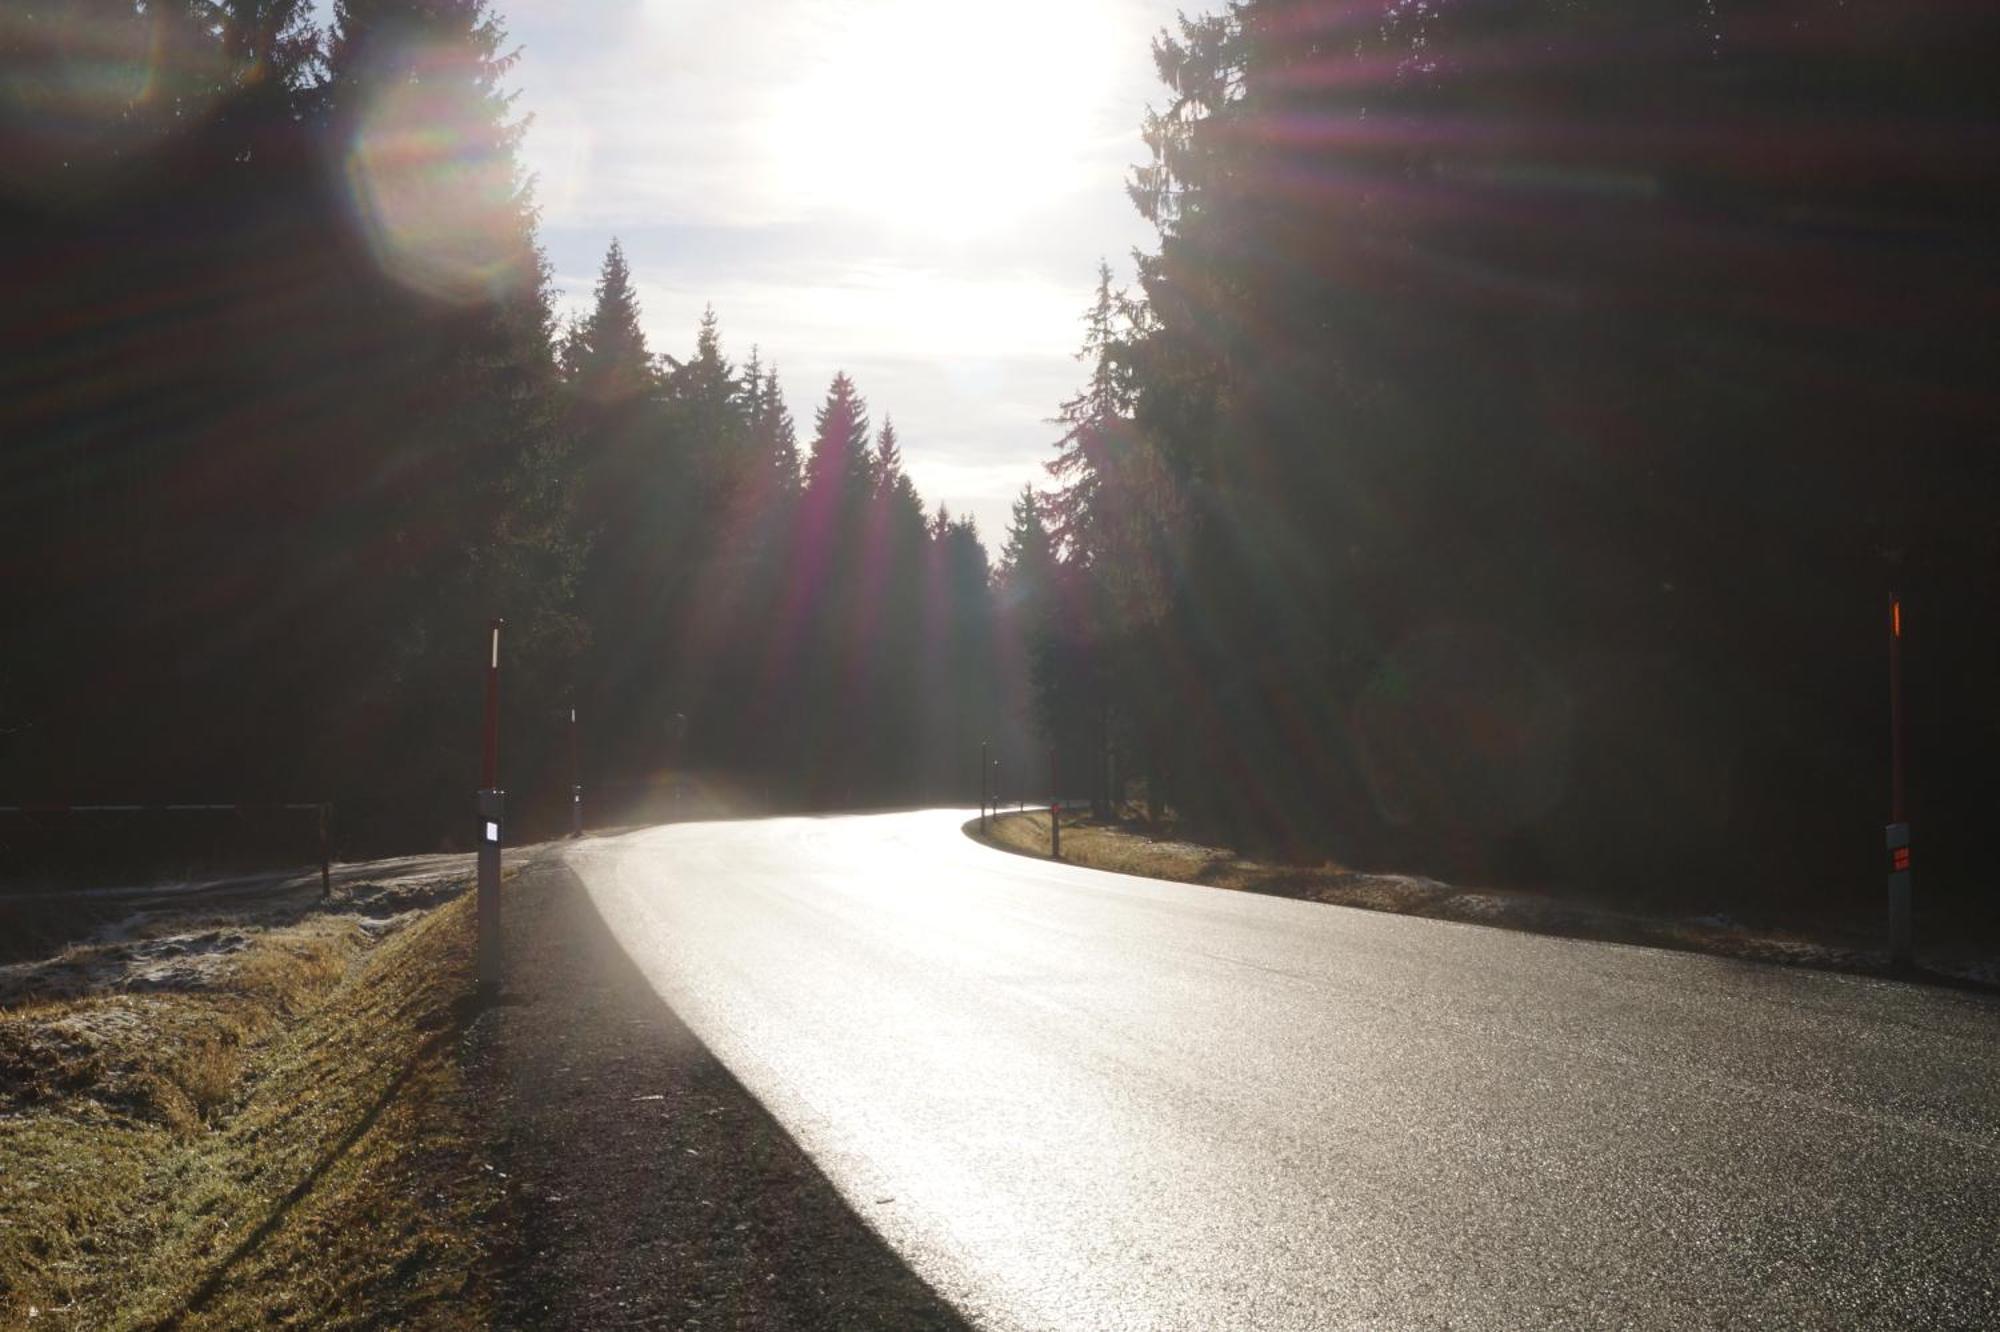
xmin=0 ymin=875 xmax=500 ymax=1328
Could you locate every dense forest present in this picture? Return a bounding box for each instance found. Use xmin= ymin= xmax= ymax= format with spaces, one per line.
xmin=1034 ymin=0 xmax=1998 ymax=933
xmin=4 ymin=0 xmax=1996 ymax=938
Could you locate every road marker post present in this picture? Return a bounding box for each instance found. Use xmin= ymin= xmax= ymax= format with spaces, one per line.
xmin=477 ymin=619 xmax=505 ymax=994
xmin=1049 ymin=746 xmax=1060 ymax=859
xmin=1886 ymin=821 xmax=1911 ymax=967
xmin=1886 ymin=596 xmax=1911 ymax=970
xmin=980 ymin=741 xmax=989 ymax=833
xmin=570 ymin=705 xmax=582 ymax=839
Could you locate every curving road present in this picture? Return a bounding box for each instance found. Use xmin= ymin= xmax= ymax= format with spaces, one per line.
xmin=565 ymin=809 xmax=2000 ymax=1330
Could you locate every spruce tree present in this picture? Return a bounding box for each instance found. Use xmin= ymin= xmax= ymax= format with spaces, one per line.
xmin=756 ymin=367 xmax=802 ymax=488
xmin=1047 ymin=260 xmax=1134 ymax=562
xmin=874 ymin=417 xmax=904 ymax=487
xmin=999 ymin=485 xmax=1056 ymax=597
xmin=569 ymin=239 xmax=652 ymax=402
xmin=317 ymin=0 xmax=580 ymax=831
xmin=870 ymin=418 xmax=922 ymax=524
xmin=670 ymin=305 xmax=736 ymax=412
xmin=805 ymin=371 xmax=874 ymax=497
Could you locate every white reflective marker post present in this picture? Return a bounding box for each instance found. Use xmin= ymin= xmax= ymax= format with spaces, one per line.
xmin=477 ymin=618 xmax=505 ymax=993
xmin=570 ymin=705 xmax=582 ymax=839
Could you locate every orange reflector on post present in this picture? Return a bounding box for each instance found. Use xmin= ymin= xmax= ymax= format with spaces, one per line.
xmin=1893 ymin=600 xmax=1901 ymax=638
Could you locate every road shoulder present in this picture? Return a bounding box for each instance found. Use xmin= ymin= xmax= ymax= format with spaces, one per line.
xmin=468 ymin=854 xmax=968 ymax=1330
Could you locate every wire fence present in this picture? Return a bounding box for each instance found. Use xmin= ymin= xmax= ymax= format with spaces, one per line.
xmin=0 ymin=802 xmax=332 ymax=896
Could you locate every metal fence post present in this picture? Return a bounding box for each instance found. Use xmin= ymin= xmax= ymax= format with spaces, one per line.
xmin=319 ymin=803 xmax=332 ymax=900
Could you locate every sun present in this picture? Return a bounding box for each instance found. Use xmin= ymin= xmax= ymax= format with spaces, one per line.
xmin=761 ymin=0 xmax=1119 ymax=237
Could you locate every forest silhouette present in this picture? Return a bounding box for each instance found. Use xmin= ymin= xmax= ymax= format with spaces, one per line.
xmin=3 ymin=0 xmax=1994 ymax=942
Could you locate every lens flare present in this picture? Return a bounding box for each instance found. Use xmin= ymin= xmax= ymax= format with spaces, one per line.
xmin=0 ymin=5 xmax=226 ymax=201
xmin=345 ymin=47 xmax=533 ymax=305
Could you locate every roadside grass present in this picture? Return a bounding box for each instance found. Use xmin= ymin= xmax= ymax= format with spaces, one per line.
xmin=974 ymin=810 xmax=1976 ymax=981
xmin=0 ymin=888 xmax=500 ymax=1328
xmin=984 ymin=810 xmax=1237 ymax=885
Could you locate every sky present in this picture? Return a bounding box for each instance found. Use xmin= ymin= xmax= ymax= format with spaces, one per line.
xmin=494 ymin=0 xmax=1183 ymax=547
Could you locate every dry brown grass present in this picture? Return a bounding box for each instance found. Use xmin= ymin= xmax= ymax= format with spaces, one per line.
xmin=231 ymin=931 xmax=352 ymax=1013
xmin=985 ymin=809 xmax=1238 ymax=882
xmin=173 ymin=1037 xmax=244 ymax=1124
xmin=0 ymin=888 xmax=498 ymax=1329
xmin=974 ymin=811 xmax=1891 ymax=975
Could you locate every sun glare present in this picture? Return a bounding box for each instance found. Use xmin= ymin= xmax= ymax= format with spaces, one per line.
xmin=762 ymin=0 xmax=1119 ymax=236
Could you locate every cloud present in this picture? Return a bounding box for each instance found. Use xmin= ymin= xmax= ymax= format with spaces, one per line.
xmin=506 ymin=0 xmax=1184 ymax=547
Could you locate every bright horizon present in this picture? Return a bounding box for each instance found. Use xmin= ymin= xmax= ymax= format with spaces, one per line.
xmin=505 ymin=0 xmax=1179 ymax=545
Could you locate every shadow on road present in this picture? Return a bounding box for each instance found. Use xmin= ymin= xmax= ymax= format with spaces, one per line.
xmin=469 ymin=857 xmax=971 ymax=1330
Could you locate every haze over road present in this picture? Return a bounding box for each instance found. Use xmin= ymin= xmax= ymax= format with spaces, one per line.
xmin=567 ymin=810 xmax=2000 ymax=1330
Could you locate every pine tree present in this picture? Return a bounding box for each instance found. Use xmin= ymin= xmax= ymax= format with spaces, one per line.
xmin=740 ymin=345 xmax=766 ymax=423
xmin=317 ymin=0 xmax=582 ymax=830
xmin=999 ymin=485 xmax=1056 ymax=596
xmin=805 ymin=371 xmax=874 ymax=497
xmin=872 ymin=418 xmax=928 ymax=540
xmin=568 ymin=239 xmax=652 ymax=402
xmin=669 ymin=305 xmax=735 ymax=412
xmin=756 ymin=366 xmax=801 ymax=488
xmin=874 ymin=417 xmax=904 ymax=488
xmin=1046 ymin=260 xmax=1135 ymax=562
xmin=665 ymin=305 xmax=749 ymax=497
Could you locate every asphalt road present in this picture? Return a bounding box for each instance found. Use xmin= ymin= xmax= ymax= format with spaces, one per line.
xmin=566 ymin=810 xmax=2000 ymax=1331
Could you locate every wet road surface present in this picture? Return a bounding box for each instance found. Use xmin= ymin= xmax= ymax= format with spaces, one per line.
xmin=567 ymin=810 xmax=2000 ymax=1330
